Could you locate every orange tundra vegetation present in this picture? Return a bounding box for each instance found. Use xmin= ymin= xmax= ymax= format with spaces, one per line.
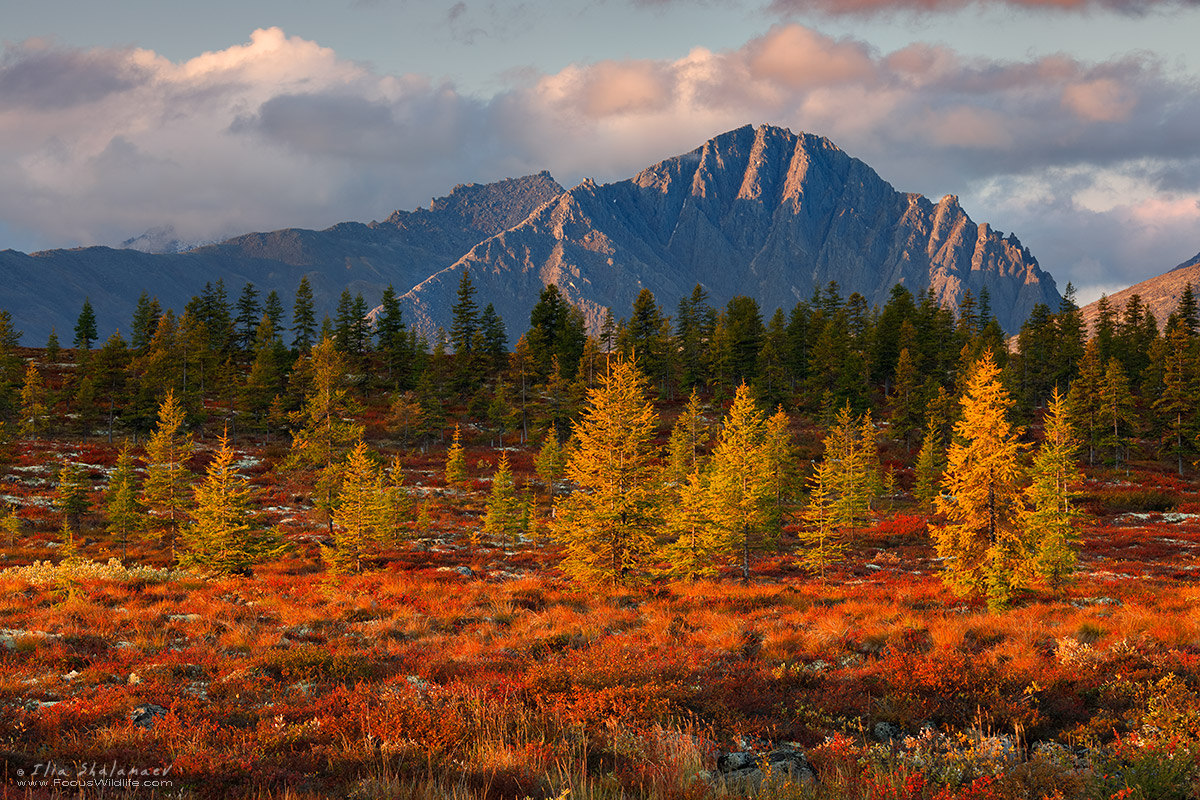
xmin=4 ymin=279 xmax=1200 ymax=797
xmin=4 ymin=411 xmax=1200 ymax=797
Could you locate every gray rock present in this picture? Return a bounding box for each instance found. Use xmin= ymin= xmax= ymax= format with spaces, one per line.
xmin=714 ymin=745 xmax=814 ymax=791
xmin=24 ymin=699 xmax=62 ymax=711
xmin=406 ymin=675 xmax=433 ymax=693
xmin=130 ymin=704 xmax=168 ymax=729
xmin=874 ymin=721 xmax=903 ymax=742
xmin=717 ymin=751 xmax=757 ymax=772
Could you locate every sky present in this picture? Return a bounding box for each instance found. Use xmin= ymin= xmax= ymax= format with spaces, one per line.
xmin=3 ymin=0 xmax=1200 ymax=304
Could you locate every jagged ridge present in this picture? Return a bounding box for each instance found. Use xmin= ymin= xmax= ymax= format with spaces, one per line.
xmin=0 ymin=173 xmax=564 ymax=344
xmin=401 ymin=124 xmax=1059 ymax=337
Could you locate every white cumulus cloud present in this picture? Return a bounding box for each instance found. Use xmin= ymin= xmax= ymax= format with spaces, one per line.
xmin=0 ymin=24 xmax=1198 ymax=292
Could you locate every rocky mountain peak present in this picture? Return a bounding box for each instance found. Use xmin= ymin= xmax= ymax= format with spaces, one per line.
xmin=399 ymin=123 xmax=1060 ymax=337
xmin=0 ymin=126 xmax=1062 ymax=345
xmin=421 ymin=171 xmax=564 ymax=236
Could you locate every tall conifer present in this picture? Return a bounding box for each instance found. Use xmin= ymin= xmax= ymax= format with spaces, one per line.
xmin=143 ymin=389 xmax=193 ymax=558
xmin=553 ymin=359 xmax=660 ymax=586
xmin=291 ymin=277 xmax=317 ymax=352
xmin=1153 ymin=324 xmax=1199 ymax=475
xmin=931 ymin=351 xmax=1027 ymax=610
xmin=705 ymin=383 xmax=773 ymax=584
xmin=1024 ymin=388 xmax=1083 ymax=591
xmin=73 ymin=298 xmax=98 ymax=354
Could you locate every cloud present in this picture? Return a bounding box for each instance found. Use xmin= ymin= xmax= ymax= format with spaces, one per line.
xmin=0 ymin=23 xmax=1197 ymax=294
xmin=0 ymin=28 xmax=499 ymax=248
xmin=508 ymin=24 xmax=1200 ymax=198
xmin=0 ymin=39 xmax=151 ymax=109
xmin=971 ymin=168 xmax=1200 ymax=293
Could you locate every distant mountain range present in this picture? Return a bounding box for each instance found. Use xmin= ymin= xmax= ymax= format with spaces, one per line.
xmin=1080 ymin=250 xmax=1200 ymax=332
xmin=0 ymin=172 xmax=563 ymax=345
xmin=1 ymin=124 xmax=1060 ymax=345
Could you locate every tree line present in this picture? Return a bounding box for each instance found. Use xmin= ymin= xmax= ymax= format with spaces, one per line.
xmin=3 ymin=274 xmax=1198 ymax=463
xmin=2 ymin=271 xmax=1199 ymax=608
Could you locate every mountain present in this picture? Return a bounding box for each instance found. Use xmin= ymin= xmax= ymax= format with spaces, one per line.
xmin=0 ymin=125 xmax=1058 ymax=346
xmin=0 ymin=172 xmax=564 ymax=344
xmin=401 ymin=124 xmax=1059 ymax=337
xmin=1080 ymin=250 xmax=1200 ymax=332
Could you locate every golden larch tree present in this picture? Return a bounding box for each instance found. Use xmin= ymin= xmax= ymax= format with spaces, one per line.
xmin=665 ymin=390 xmax=706 ymax=487
xmin=184 ymin=429 xmax=280 ymax=575
xmin=704 ymin=383 xmax=773 ymax=584
xmin=932 ymin=351 xmax=1028 ymax=610
xmin=286 ymin=336 xmax=363 ymax=533
xmin=1024 ymin=387 xmax=1084 ymax=591
xmin=660 ymin=469 xmax=721 ymax=582
xmin=444 ymin=424 xmax=468 ymax=489
xmin=105 ymin=441 xmax=145 ymax=561
xmin=824 ymin=404 xmax=880 ymax=531
xmin=324 ymin=439 xmax=387 ymax=574
xmin=798 ymin=457 xmax=843 ymax=580
xmin=142 ymin=389 xmax=193 ymax=558
xmin=19 ymin=362 xmax=49 ymax=440
xmin=553 ymin=358 xmax=661 ymax=586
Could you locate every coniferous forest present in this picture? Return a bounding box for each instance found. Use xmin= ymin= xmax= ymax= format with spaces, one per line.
xmin=4 ymin=273 xmax=1200 ymax=798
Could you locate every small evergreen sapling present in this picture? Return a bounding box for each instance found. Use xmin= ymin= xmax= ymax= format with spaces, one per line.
xmin=184 ymin=430 xmax=282 ymax=575
xmin=142 ymin=389 xmax=193 ymax=558
xmin=324 ymin=440 xmax=387 ymax=574
xmin=484 ymin=452 xmax=523 ymax=549
xmin=444 ymin=424 xmax=468 ymax=489
xmin=1 ymin=506 xmax=20 ymax=549
xmin=534 ymin=424 xmax=565 ymax=511
xmin=1024 ymin=388 xmax=1084 ymax=592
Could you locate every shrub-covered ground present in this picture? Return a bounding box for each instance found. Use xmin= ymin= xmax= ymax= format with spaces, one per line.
xmin=3 ymin=434 xmax=1200 ymax=799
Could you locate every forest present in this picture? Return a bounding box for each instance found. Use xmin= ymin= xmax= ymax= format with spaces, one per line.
xmin=2 ymin=273 xmax=1200 ymax=799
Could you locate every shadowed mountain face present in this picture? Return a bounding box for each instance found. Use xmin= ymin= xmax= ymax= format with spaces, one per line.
xmin=0 ymin=172 xmax=564 ymax=344
xmin=1080 ymin=251 xmax=1200 ymax=333
xmin=402 ymin=125 xmax=1059 ymax=337
xmin=1 ymin=125 xmax=1058 ymax=345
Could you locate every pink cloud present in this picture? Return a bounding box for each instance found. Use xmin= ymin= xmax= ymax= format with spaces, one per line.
xmin=744 ymin=25 xmax=877 ymax=88
xmin=1061 ymin=78 xmax=1138 ymax=121
xmin=0 ymin=23 xmax=1197 ymax=299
